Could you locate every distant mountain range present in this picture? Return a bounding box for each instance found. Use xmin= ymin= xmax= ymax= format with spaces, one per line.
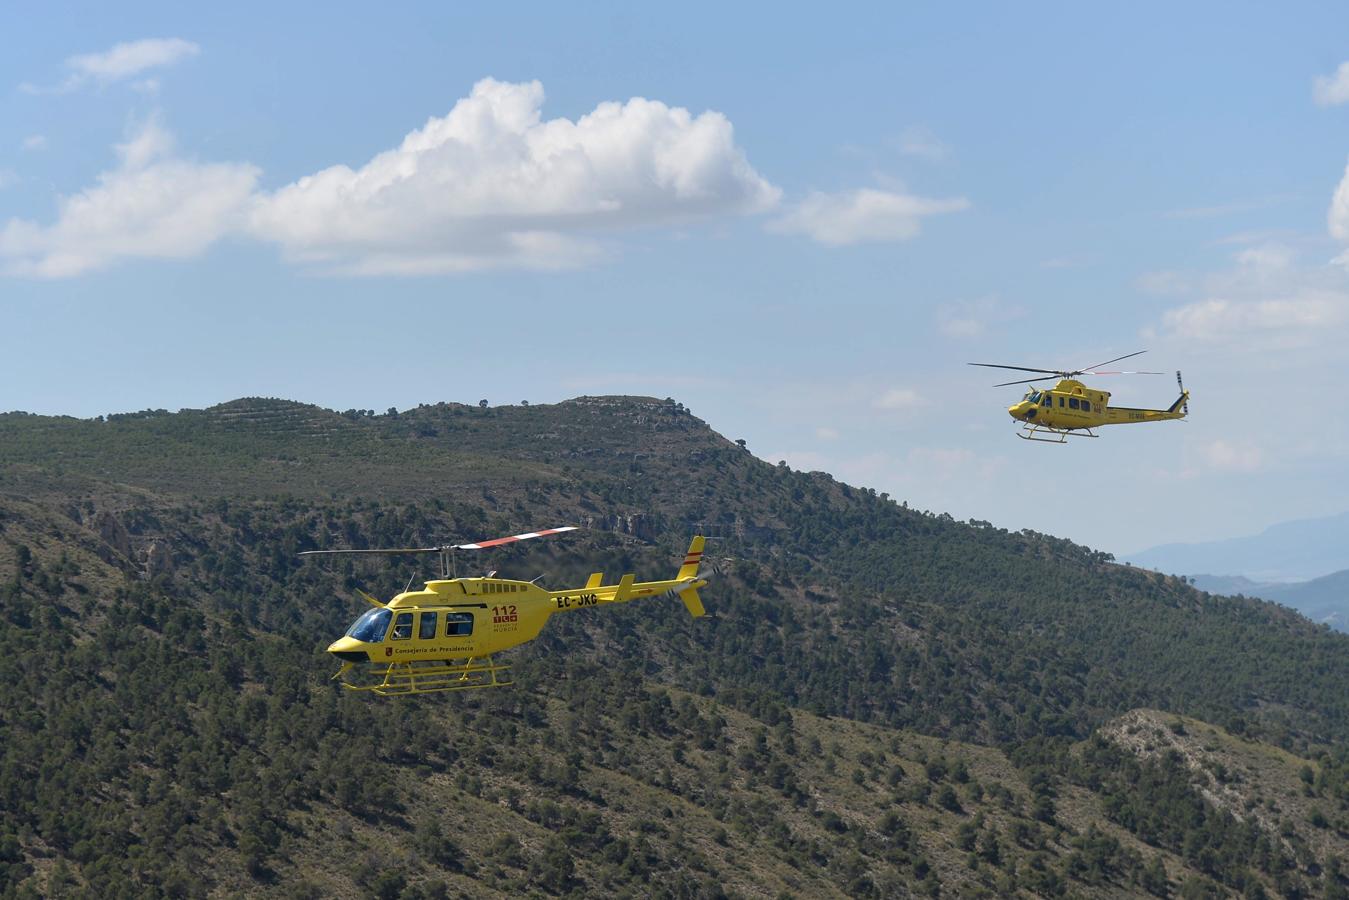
xmin=1124 ymin=510 xmax=1349 ymax=582
xmin=1191 ymin=570 xmax=1349 ymax=633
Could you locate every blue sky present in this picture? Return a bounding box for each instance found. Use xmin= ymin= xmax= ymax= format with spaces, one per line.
xmin=5 ymin=1 xmax=1349 ymax=556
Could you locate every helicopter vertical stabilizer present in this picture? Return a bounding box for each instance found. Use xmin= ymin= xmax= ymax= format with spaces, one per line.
xmin=677 ymin=536 xmax=705 ymax=581
xmin=1170 ymin=371 xmax=1189 ymax=416
xmin=675 ymin=536 xmax=707 ymax=617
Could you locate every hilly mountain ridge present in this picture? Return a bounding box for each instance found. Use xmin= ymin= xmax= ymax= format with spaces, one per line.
xmin=1 ymin=396 xmax=1347 ymax=897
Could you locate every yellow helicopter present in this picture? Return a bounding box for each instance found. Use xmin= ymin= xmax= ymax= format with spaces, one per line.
xmin=302 ymin=528 xmax=708 ymax=695
xmin=970 ymin=351 xmax=1189 ymax=443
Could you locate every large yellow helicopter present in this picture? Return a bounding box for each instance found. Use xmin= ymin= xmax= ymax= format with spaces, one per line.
xmin=970 ymin=351 xmax=1189 ymax=443
xmin=302 ymin=528 xmax=707 ymax=695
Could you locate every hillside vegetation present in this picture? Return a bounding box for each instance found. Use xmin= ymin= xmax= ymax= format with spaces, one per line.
xmin=1 ymin=397 xmax=1347 ymax=897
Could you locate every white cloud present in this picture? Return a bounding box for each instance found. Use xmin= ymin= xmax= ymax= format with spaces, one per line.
xmin=1163 ymin=195 xmax=1292 ymax=219
xmin=894 ymin=126 xmax=948 ymax=162
xmin=2 ymin=79 xmax=781 ymax=279
xmin=1330 ymin=159 xmax=1349 ymax=243
xmin=116 ymin=117 xmax=176 ymax=169
xmin=249 ymin=78 xmax=780 ymax=274
xmin=873 ymin=387 xmax=927 ymax=410
xmin=1314 ymin=61 xmax=1349 ymax=107
xmin=935 ymin=294 xmax=1022 ymax=339
xmin=0 ymin=118 xmax=258 ymax=277
xmin=22 ymin=38 xmax=198 ymax=94
xmin=1151 ymin=240 xmax=1349 ymax=349
xmin=21 ymin=135 xmax=47 ymax=152
xmin=1200 ymin=440 xmax=1264 ymax=473
xmin=1159 ymin=292 xmax=1348 ymax=342
xmin=69 ymin=38 xmax=199 ymax=81
xmin=768 ymin=187 xmax=968 ymax=245
xmin=815 ymin=426 xmax=840 ymax=441
xmin=1233 ymin=242 xmax=1293 ymax=270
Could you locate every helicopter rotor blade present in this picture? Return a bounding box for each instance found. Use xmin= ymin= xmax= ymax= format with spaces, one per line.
xmin=968 ymin=363 xmax=1066 ymax=375
xmin=299 ymin=527 xmax=579 ymax=560
xmin=454 ymin=526 xmax=578 ymax=550
xmin=1078 ymin=350 xmax=1148 ymax=372
xmin=1078 ymin=370 xmax=1164 ymax=376
xmin=299 ymin=547 xmax=444 ymax=557
xmin=994 ymin=376 xmax=1061 ymax=387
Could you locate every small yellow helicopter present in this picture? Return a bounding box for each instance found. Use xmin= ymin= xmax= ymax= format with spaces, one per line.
xmin=970 ymin=351 xmax=1189 ymax=443
xmin=302 ymin=528 xmax=708 ymax=695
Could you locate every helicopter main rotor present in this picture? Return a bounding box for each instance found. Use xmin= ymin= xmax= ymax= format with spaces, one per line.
xmin=968 ymin=350 xmax=1163 ymax=387
xmin=299 ymin=526 xmax=578 ymax=578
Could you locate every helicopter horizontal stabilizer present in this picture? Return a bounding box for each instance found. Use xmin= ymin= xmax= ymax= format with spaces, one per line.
xmin=585 ymin=573 xmax=603 ymax=589
xmin=679 ymin=586 xmax=706 ymax=618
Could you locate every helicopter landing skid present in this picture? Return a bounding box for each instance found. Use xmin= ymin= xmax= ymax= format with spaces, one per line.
xmin=334 ymin=655 xmax=513 ymax=696
xmin=1016 ymin=424 xmax=1097 ymax=444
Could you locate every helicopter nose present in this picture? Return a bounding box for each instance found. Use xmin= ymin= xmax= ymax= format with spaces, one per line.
xmin=328 ymin=635 xmax=358 ymax=653
xmin=1009 ymin=402 xmax=1030 ymax=420
xmin=328 ymin=636 xmax=370 ymax=662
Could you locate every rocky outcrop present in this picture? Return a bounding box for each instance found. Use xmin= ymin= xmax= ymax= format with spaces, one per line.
xmin=584 ymin=513 xmax=660 ymax=542
xmin=143 ymin=540 xmax=173 ymax=580
xmin=94 ymin=511 xmax=133 ymax=560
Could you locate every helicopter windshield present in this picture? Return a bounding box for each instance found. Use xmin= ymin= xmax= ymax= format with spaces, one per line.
xmin=1026 ymin=390 xmax=1043 ymax=404
xmin=346 ymin=608 xmax=392 ymax=643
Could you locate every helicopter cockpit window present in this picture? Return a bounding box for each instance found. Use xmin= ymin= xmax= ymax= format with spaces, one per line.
xmin=391 ymin=612 xmax=413 ymax=641
xmin=346 ymin=608 xmax=392 ymax=643
xmin=446 ymin=613 xmax=474 ymax=637
xmin=419 ymin=612 xmax=438 ymax=640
